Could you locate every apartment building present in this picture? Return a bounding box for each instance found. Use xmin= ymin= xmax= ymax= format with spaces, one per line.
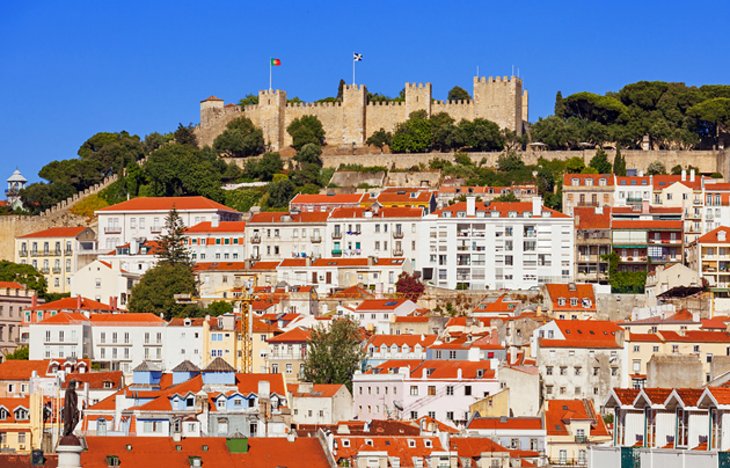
xmin=325 ymin=206 xmax=422 ymax=266
xmin=611 ymin=218 xmax=684 ymax=273
xmin=614 ymin=175 xmax=653 ymax=207
xmin=265 ymin=327 xmax=310 ymax=384
xmin=97 ymin=238 xmax=160 ymax=275
xmin=652 ymin=172 xmax=705 ymax=244
xmin=363 ymin=334 xmax=437 ymax=368
xmin=703 ymin=182 xmax=730 ymax=232
xmin=95 ymin=196 xmax=241 ymax=250
xmin=543 ymin=283 xmax=597 ymax=320
xmin=419 ymin=197 xmax=574 ymax=290
xmin=70 ymin=259 xmax=140 ymax=308
xmin=689 ymin=226 xmax=730 ymax=291
xmin=466 ymin=416 xmax=546 ymax=453
xmin=374 ymin=188 xmax=436 ymax=213
xmin=532 ymin=320 xmax=624 ymax=405
xmin=352 ymin=359 xmax=501 ymax=424
xmin=289 ymin=192 xmax=369 ymax=212
xmin=562 ymin=174 xmax=615 ymax=216
xmin=288 ymin=382 xmax=353 ymax=425
xmin=573 ymin=206 xmax=612 ymax=284
xmin=15 ymin=226 xmax=96 ymax=293
xmin=544 ymin=399 xmax=610 ymax=467
xmin=0 ymin=282 xmax=35 ymax=358
xmin=245 ymin=211 xmax=327 ymax=261
xmin=185 ymin=220 xmax=246 ymax=262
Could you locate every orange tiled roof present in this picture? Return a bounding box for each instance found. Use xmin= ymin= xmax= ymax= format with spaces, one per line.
xmin=287 ymin=383 xmax=344 ymax=398
xmin=563 ymin=173 xmax=615 ymax=187
xmin=0 ymin=281 xmax=25 ymax=290
xmin=370 ymin=359 xmax=494 ymax=379
xmin=698 ymin=226 xmax=730 ymax=245
xmin=0 ymin=397 xmax=30 ymax=423
xmin=610 ymin=388 xmax=641 ymax=405
xmin=248 ymin=211 xmax=329 ymax=223
xmin=540 ymin=320 xmax=623 ymax=349
xmin=574 ymin=206 xmax=612 ymax=230
xmin=356 ymin=299 xmax=410 ymax=311
xmin=90 ymin=313 xmax=166 ymax=325
xmin=97 ymin=196 xmax=238 ymax=213
xmin=611 ymin=219 xmax=683 ymax=230
xmin=311 ymin=258 xmax=369 ymax=267
xmin=185 ymin=221 xmax=246 ymax=233
xmin=18 ymin=226 xmax=89 ymax=238
xmin=267 ymin=327 xmax=311 ymax=343
xmin=33 ymin=296 xmax=113 ymax=311
xmin=290 ymin=193 xmax=366 ymax=205
xmin=367 ymin=334 xmax=437 ymax=348
xmin=467 ymin=416 xmax=543 ymax=431
xmin=473 ymin=294 xmax=520 ymax=314
xmin=62 ymin=371 xmax=123 ymax=390
xmin=545 ymin=399 xmax=609 ymax=437
xmin=192 ymin=262 xmax=247 ymax=272
xmin=333 ymin=435 xmax=443 ymax=464
xmin=545 ymin=283 xmax=596 ymax=312
xmin=38 ymin=312 xmax=90 ymax=324
xmin=0 ymin=360 xmax=52 ymax=380
xmin=434 ymin=201 xmax=570 ymax=219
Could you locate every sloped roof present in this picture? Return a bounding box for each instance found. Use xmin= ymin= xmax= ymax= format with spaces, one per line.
xmin=18 ymin=226 xmax=89 ymax=238
xmin=97 ymin=196 xmax=238 ymax=213
xmin=698 ymin=226 xmax=730 ymax=244
xmin=267 ymin=327 xmax=311 ymax=343
xmin=356 ymin=299 xmax=410 ymax=311
xmin=287 ymin=383 xmax=345 ymax=398
xmin=545 ymin=399 xmax=609 ymax=436
xmin=34 ymin=296 xmax=113 ymax=311
xmin=204 ymin=357 xmax=236 ymax=373
xmin=133 ymin=361 xmax=162 ymax=372
xmin=185 ymin=221 xmax=246 ymax=233
xmin=171 ymin=361 xmax=200 ymax=373
xmin=545 ymin=283 xmax=596 ymax=312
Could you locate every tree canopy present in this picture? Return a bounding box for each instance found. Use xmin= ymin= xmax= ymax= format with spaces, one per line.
xmin=287 ymin=115 xmax=326 ymax=150
xmin=213 ymin=117 xmax=265 ymax=157
xmin=447 ymin=86 xmax=471 ymax=101
xmin=303 ymin=318 xmax=364 ymax=391
xmin=391 ymin=111 xmax=504 ymax=154
xmin=128 ymin=262 xmax=197 ymax=319
xmin=156 ymin=208 xmax=192 ymax=266
xmin=0 ymin=260 xmax=48 ymax=297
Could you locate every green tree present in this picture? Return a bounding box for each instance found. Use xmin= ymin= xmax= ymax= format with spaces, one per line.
xmin=303 ymin=318 xmax=364 ymax=391
xmin=429 ymin=113 xmax=458 ymax=152
xmin=391 ymin=111 xmax=432 ymax=153
xmin=554 ymin=91 xmax=566 ymax=117
xmin=456 ymin=118 xmax=504 ymax=151
xmin=144 ymin=144 xmax=225 ymax=201
xmin=245 ymin=152 xmax=284 ymax=181
xmin=447 ymin=86 xmax=471 ymax=101
xmin=0 ymin=261 xmax=47 ymax=296
xmin=530 ymin=116 xmax=580 ymax=149
xmin=128 ymin=262 xmax=197 ymax=319
xmin=563 ymin=92 xmax=628 ymax=125
xmin=646 ymin=160 xmax=667 ymax=175
xmin=143 ymin=132 xmax=172 ymax=153
xmin=496 ymin=151 xmax=525 ymax=172
xmin=204 ymin=301 xmax=234 ymax=316
xmin=4 ymin=346 xmax=29 ymax=360
xmin=688 ymin=97 xmax=730 ymax=136
xmin=365 ymin=128 xmax=392 ymax=152
xmin=613 ymin=148 xmax=627 ymax=176
xmin=174 ymin=123 xmax=198 ymax=147
xmin=156 ymin=208 xmax=192 ymax=266
xmin=565 ymin=156 xmax=586 ymax=174
xmin=238 ymin=94 xmax=259 ymax=107
xmin=265 ymin=177 xmax=296 ymax=209
xmin=492 ymin=192 xmax=520 ymax=202
xmin=294 ymin=143 xmax=323 ymax=166
xmin=287 ymin=115 xmax=326 ymax=150
xmin=20 ymin=182 xmax=76 ymax=214
xmin=213 ymin=117 xmax=265 ymax=157
xmin=589 ymin=148 xmax=612 ymax=173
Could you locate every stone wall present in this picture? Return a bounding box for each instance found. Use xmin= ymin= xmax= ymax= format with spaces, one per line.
xmin=321 ymin=149 xmax=726 ymax=176
xmin=195 ymin=75 xmax=527 ymax=151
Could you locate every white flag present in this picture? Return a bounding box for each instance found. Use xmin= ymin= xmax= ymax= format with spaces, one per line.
xmin=353 ymin=52 xmax=363 ymax=62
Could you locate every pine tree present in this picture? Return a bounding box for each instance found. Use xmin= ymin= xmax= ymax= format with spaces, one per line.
xmin=156 ymin=208 xmax=192 ymax=265
xmin=554 ymin=91 xmax=566 ymax=117
xmin=613 ymin=148 xmax=627 ymax=176
xmin=589 ymin=148 xmax=612 ymax=174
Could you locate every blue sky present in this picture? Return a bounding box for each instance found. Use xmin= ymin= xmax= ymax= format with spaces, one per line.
xmin=1 ymin=1 xmax=728 ymax=183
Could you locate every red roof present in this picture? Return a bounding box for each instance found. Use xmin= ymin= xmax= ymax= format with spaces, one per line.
xmin=329 ymin=206 xmax=424 ymax=219
xmin=18 ymin=226 xmax=89 ymax=238
xmin=0 ymin=360 xmax=53 ymax=380
xmin=310 ymin=258 xmax=369 ymax=267
xmin=376 ymin=190 xmax=434 ymax=204
xmin=574 ymin=206 xmax=611 ymax=230
xmin=81 ymin=436 xmax=329 ymax=468
xmin=356 ymin=299 xmax=410 ymax=311
xmin=467 ymin=416 xmax=544 ymax=431
xmin=612 ymin=219 xmax=683 ymax=230
xmin=290 ymin=193 xmax=366 ymax=205
xmin=473 ymin=294 xmax=520 ymax=314
xmin=698 ymin=226 xmax=730 ymax=245
xmin=0 ymin=397 xmax=30 ymax=423
xmin=545 ymin=283 xmax=596 ymax=312
xmin=185 ymin=221 xmax=245 ymax=233
xmin=652 ymin=174 xmax=703 ymax=191
xmin=609 ymin=388 xmax=641 ymax=405
xmin=248 ymin=211 xmax=329 ymax=223
xmin=540 ymin=320 xmax=622 ymax=349
xmin=62 ymin=371 xmax=123 ymax=390
xmin=34 ymin=296 xmax=113 ymax=312
xmin=97 ymin=196 xmax=238 ymax=213
xmin=267 ymin=327 xmax=311 ymax=343
xmin=434 ymin=201 xmax=570 ymax=219
xmin=193 ymin=262 xmax=247 ymax=272
xmin=659 ymin=330 xmax=730 ymax=343
xmin=563 ymin=173 xmax=615 ymax=187
xmin=0 ymin=281 xmax=25 ymax=290
xmin=545 ymin=399 xmax=609 ymax=437
xmin=370 ymin=359 xmax=494 ymax=379
xmin=279 ymin=258 xmax=307 ymax=267
xmin=89 ymin=313 xmax=166 ymax=325
xmin=287 ymin=383 xmax=345 ymax=398
xmin=333 ymin=435 xmax=443 ymax=464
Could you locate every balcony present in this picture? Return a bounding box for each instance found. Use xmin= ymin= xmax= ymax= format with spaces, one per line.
xmin=331 ymin=232 xmax=342 ymax=240
xmin=310 ymin=235 xmax=322 ymax=243
xmin=575 ymin=435 xmax=588 ymax=444
xmin=52 ymin=267 xmax=61 ymax=274
xmin=104 ymin=226 xmax=122 ymax=234
xmin=331 ymin=249 xmax=343 ymax=257
xmin=393 ymin=249 xmax=404 ymax=257
xmin=64 ymin=249 xmax=73 ymax=256
xmin=621 ymin=256 xmax=648 ymax=263
xmin=251 ymin=235 xmax=261 ymax=244
xmin=19 ymin=251 xmax=28 ymax=258
xmin=30 ymin=250 xmax=39 ymax=257
xmin=40 ymin=267 xmax=49 ymax=274
xmin=392 ymin=231 xmax=404 ymax=239
xmin=150 ymin=226 xmax=163 ymax=234
xmin=249 ymin=254 xmax=261 ymax=261
xmin=52 ymin=249 xmax=62 ymax=256
xmin=626 ymin=197 xmax=644 ymax=203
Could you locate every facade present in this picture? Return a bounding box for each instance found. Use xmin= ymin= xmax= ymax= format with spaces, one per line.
xmin=15 ymin=226 xmax=96 ymax=293
xmin=0 ymin=282 xmax=35 ymax=358
xmin=544 ymin=399 xmax=610 ymax=467
xmin=352 ymin=359 xmax=501 ymax=424
xmin=265 ymin=327 xmax=310 ymax=384
xmin=163 ymin=317 xmax=205 ymax=371
xmin=612 ymin=218 xmax=684 ymax=274
xmin=344 ymin=299 xmax=419 ymax=334
xmin=197 ymin=75 xmax=528 ymax=151
xmin=70 ymin=259 xmax=140 ymax=308
xmin=573 ymin=206 xmax=612 ymax=284
xmin=185 ymin=220 xmax=246 ymax=262
xmin=532 ymin=320 xmax=624 ymax=405
xmin=95 ymin=196 xmax=241 ymax=250
xmin=288 ymin=382 xmax=353 ymax=425
xmin=245 ymin=211 xmax=328 ymax=261
xmin=689 ymin=225 xmax=730 ymax=291
xmin=543 ymin=283 xmax=597 ymax=320
xmin=419 ymin=197 xmax=574 ymax=290
xmin=562 ymin=174 xmax=615 ymax=216
xmin=466 ymin=416 xmax=546 ymax=453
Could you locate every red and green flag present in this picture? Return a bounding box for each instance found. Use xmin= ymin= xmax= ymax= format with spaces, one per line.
xmin=270 ymin=58 xmax=281 ymax=66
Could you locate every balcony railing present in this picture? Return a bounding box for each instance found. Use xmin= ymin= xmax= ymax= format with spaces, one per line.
xmin=392 ymin=231 xmax=404 ymax=239
xmin=332 ymin=232 xmax=342 ymax=239
xmin=52 ymin=267 xmax=61 ymax=274
xmin=30 ymin=250 xmax=39 ymax=257
xmin=251 ymin=235 xmax=261 ymax=244
xmin=331 ymin=249 xmax=343 ymax=257
xmin=40 ymin=267 xmax=49 ymax=274
xmin=64 ymin=249 xmax=73 ymax=256
xmin=310 ymin=235 xmax=322 ymax=243
xmin=393 ymin=249 xmax=404 ymax=257
xmin=19 ymin=251 xmax=28 ymax=258
xmin=52 ymin=249 xmax=62 ymax=256
xmin=104 ymin=226 xmax=122 ymax=234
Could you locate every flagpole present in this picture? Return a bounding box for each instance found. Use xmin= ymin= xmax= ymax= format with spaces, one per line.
xmin=269 ymin=59 xmax=272 ymax=91
xmin=352 ymin=54 xmax=356 ymax=85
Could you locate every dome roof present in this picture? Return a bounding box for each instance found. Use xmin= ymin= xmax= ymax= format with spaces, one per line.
xmin=7 ymin=169 xmax=26 ymax=183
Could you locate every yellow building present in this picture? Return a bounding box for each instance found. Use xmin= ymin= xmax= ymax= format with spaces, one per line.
xmin=202 ymin=313 xmax=241 ymax=370
xmin=0 ymin=392 xmax=44 ymax=453
xmin=252 ymin=318 xmax=281 ymax=374
xmin=265 ymin=327 xmax=311 ymax=384
xmin=15 ymin=227 xmax=96 ymax=294
xmin=545 ymin=399 xmax=611 ymax=466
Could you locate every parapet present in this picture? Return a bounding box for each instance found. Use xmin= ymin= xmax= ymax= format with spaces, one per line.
xmin=474 ymin=75 xmax=521 ymax=85
xmin=405 ymin=82 xmax=431 ymax=90
xmin=343 ymin=84 xmax=365 ymax=92
xmin=285 ymin=101 xmax=342 ymax=109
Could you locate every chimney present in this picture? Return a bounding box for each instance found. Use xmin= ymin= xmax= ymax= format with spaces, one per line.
xmin=211 ymin=214 xmax=220 ymax=228
xmin=31 ymin=295 xmax=37 ymax=309
xmin=466 ymin=196 xmax=476 ymax=217
xmin=690 ymin=169 xmax=696 ymax=182
xmin=130 ymin=238 xmax=139 ymax=256
xmin=76 ymin=295 xmax=82 ymax=310
xmin=532 ymin=196 xmax=542 ymax=216
xmin=681 ymin=168 xmax=687 ymax=181
xmin=595 ymin=205 xmax=604 ymax=215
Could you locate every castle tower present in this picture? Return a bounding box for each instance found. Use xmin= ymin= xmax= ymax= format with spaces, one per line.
xmin=199 ymin=96 xmax=225 ymax=128
xmin=342 ymin=84 xmax=367 ymax=146
xmin=405 ymin=82 xmax=432 ymax=118
xmin=473 ymin=76 xmax=524 ymax=135
xmin=257 ymin=89 xmax=287 ymax=151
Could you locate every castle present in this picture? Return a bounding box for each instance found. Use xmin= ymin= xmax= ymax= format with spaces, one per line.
xmin=196 ymin=76 xmax=528 ymax=151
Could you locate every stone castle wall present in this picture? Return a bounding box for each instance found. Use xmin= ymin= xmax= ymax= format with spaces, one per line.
xmin=321 ymin=149 xmax=725 ymax=175
xmin=195 ymin=76 xmax=527 ymax=151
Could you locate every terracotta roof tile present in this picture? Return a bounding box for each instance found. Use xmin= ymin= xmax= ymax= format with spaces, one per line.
xmin=97 ymin=196 xmax=238 ymax=213
xmin=185 ymin=221 xmax=246 ymax=233
xmin=18 ymin=226 xmax=89 ymax=238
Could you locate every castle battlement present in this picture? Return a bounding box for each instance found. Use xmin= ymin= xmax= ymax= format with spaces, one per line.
xmin=196 ymin=75 xmax=527 ymax=151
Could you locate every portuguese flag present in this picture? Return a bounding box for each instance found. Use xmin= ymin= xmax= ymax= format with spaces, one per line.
xmin=271 ymin=58 xmax=281 ymax=66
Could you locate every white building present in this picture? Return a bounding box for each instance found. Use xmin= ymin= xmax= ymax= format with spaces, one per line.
xmin=325 ymin=206 xmax=423 ymax=267
xmin=418 ymin=197 xmax=573 ymax=290
xmin=162 ymin=317 xmax=205 ymax=370
xmin=97 ymin=238 xmax=160 ymax=276
xmin=288 ymin=382 xmax=353 ymax=425
xmin=70 ymin=259 xmax=140 ymax=308
xmin=95 ymin=196 xmax=241 ymax=250
xmin=245 ymin=211 xmax=328 ymax=261
xmin=185 ymin=220 xmax=246 ymax=263
xmin=342 ymin=299 xmax=419 ymax=334
xmin=352 ymin=359 xmax=501 ymax=425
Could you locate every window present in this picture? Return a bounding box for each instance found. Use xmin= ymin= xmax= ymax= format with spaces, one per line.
xmin=410 ymin=386 xmax=418 ymax=396
xmin=464 ymin=386 xmax=472 ymax=396
xmin=447 ymin=411 xmax=454 ymax=420
xmin=546 ymin=366 xmax=553 ymax=375
xmin=446 ymin=386 xmax=454 ymax=395
xmin=427 ymin=386 xmax=436 ymax=396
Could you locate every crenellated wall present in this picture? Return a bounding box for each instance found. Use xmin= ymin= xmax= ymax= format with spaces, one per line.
xmin=195 ymin=75 xmax=527 ymax=151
